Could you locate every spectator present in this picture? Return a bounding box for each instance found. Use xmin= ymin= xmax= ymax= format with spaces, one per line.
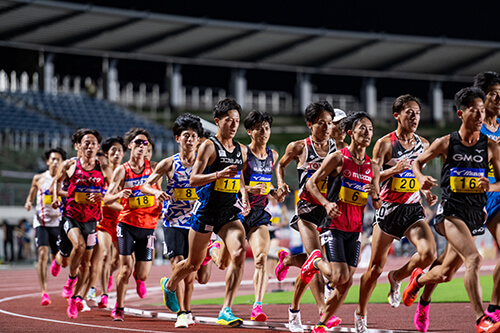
xmin=2 ymin=220 xmax=14 ymax=263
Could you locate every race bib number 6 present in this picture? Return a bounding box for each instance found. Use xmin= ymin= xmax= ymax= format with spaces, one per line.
xmin=339 ymin=179 xmax=368 ymax=206
xmin=215 ymin=171 xmax=241 ymax=193
xmin=450 ymin=167 xmax=484 ymax=193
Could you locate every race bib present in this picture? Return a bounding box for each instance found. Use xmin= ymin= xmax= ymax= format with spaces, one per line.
xmin=43 ymin=194 xmax=61 ymax=205
xmin=450 ymin=167 xmax=484 ymax=193
xmin=307 ymin=170 xmax=327 ymax=195
xmin=488 ymin=162 xmax=495 ymax=182
xmin=215 ymin=171 xmax=241 ymax=193
xmin=391 ymin=170 xmax=420 ymax=193
xmin=249 ymin=174 xmax=272 ymax=195
xmin=74 ymin=185 xmax=100 ymax=204
xmin=129 ymin=190 xmax=155 ymax=208
xmin=271 ymin=217 xmax=280 ymax=224
xmin=339 ymin=179 xmax=368 ymax=206
xmin=174 ymin=187 xmax=199 ymax=201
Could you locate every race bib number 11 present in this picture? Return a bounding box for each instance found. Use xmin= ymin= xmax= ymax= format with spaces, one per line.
xmin=215 ymin=171 xmax=241 ymax=193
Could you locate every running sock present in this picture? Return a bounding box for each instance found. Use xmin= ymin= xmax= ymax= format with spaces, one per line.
xmin=289 ymin=308 xmax=300 ymax=313
xmin=488 ymin=304 xmax=500 ymax=312
xmin=419 ymin=297 xmax=430 ymax=307
xmin=253 ymin=301 xmax=262 ymax=308
xmin=177 ymin=311 xmax=186 ymax=316
xmin=316 ymin=321 xmax=325 ymax=326
xmin=313 ymin=258 xmax=321 ymax=270
xmin=415 ymin=274 xmax=423 ymax=288
xmin=69 ymin=275 xmax=77 ymax=280
xmin=117 ymin=307 xmax=124 ymax=311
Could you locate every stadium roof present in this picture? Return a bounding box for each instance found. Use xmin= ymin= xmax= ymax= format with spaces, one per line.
xmin=1 ymin=0 xmax=499 ymax=83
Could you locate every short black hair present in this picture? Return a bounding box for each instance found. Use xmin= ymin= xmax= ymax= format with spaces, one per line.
xmin=305 ymin=101 xmax=334 ymax=123
xmin=44 ymin=147 xmax=66 ymax=161
xmin=73 ymin=128 xmax=102 ymax=144
xmin=201 ymin=129 xmax=212 ymax=139
xmin=124 ymin=128 xmax=152 ymax=146
xmin=341 ymin=111 xmax=372 ymax=132
xmin=213 ymin=98 xmax=242 ymax=119
xmin=392 ymin=94 xmax=422 ymax=114
xmin=454 ymin=87 xmax=486 ymax=111
xmin=243 ymin=110 xmax=273 ymax=130
xmin=473 ymin=71 xmax=500 ymax=94
xmin=172 ymin=113 xmax=203 ymax=137
xmin=101 ymin=136 xmax=126 ymax=153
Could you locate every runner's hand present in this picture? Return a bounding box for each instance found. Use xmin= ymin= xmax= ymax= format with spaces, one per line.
xmin=154 ymin=190 xmax=170 ymax=203
xmin=479 ymin=177 xmax=491 ymax=192
xmin=418 ymin=175 xmax=438 ymax=190
xmin=422 ymin=190 xmax=438 ymax=206
xmin=218 ymin=165 xmax=238 ymax=179
xmin=324 ymin=202 xmax=341 ymax=219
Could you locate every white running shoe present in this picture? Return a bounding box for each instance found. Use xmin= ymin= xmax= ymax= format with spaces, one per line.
xmin=288 ymin=308 xmax=304 ymax=332
xmin=81 ymin=299 xmax=91 ymax=312
xmin=186 ymin=312 xmax=195 ymax=326
xmin=388 ymin=270 xmax=401 ymax=308
xmin=175 ymin=313 xmax=188 ymax=328
xmin=324 ymin=281 xmax=334 ymax=302
xmin=354 ymin=311 xmax=367 ymax=333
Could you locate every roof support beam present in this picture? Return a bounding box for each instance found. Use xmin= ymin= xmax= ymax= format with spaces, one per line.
xmin=116 ymin=25 xmax=199 ymax=52
xmin=308 ymin=39 xmax=380 ymax=68
xmin=378 ymin=43 xmax=441 ymax=71
xmin=447 ymin=49 xmax=500 ymax=75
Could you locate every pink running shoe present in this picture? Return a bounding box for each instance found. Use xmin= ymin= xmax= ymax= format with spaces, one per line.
xmin=67 ymin=297 xmax=78 ymax=319
xmin=62 ymin=277 xmax=77 ymax=298
xmin=111 ymin=308 xmax=124 ymax=321
xmin=108 ymin=275 xmax=113 ymax=292
xmin=414 ymin=298 xmax=430 ymax=332
xmin=300 ymin=249 xmax=322 ymax=284
xmin=135 ymin=275 xmax=147 ymax=298
xmin=98 ymin=294 xmax=108 ymax=309
xmin=50 ymin=259 xmax=61 ymax=277
xmin=486 ymin=309 xmax=500 ymax=323
xmin=41 ymin=293 xmax=51 ymax=306
xmin=251 ymin=305 xmax=267 ymax=322
xmin=326 ymin=315 xmax=342 ymax=328
xmin=111 ymin=304 xmax=117 ymax=317
xmin=275 ymin=249 xmax=289 ymax=281
xmin=75 ymin=297 xmax=84 ymax=312
xmin=202 ymin=241 xmax=221 ymax=266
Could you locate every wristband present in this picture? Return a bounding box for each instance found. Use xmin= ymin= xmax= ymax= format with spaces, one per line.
xmin=372 ymin=196 xmax=380 ymax=202
xmin=215 ymin=171 xmax=219 ymax=179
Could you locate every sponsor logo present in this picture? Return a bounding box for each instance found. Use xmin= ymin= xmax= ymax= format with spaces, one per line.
xmin=220 ymin=157 xmax=242 ymax=164
xmin=452 ymin=154 xmax=483 ymax=163
xmin=351 ymin=172 xmax=371 ymax=182
xmin=308 ymin=162 xmax=321 ymax=170
xmin=343 ymin=170 xmax=352 ymax=178
xmin=219 ymin=150 xmax=226 ymax=157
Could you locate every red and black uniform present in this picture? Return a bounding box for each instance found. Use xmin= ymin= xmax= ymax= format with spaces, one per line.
xmin=60 ymin=159 xmax=105 ymax=255
xmin=97 ymin=182 xmax=120 ymax=242
xmin=322 ymin=148 xmax=373 ymax=267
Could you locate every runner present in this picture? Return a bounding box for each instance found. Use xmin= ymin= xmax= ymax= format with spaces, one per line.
xmin=85 ymin=137 xmax=126 ymax=309
xmin=475 ymin=71 xmax=500 ymax=323
xmin=103 ymin=128 xmax=162 ymax=321
xmin=51 ymin=129 xmax=112 ymax=319
xmin=300 ymin=111 xmax=381 ymax=333
xmin=160 ymin=98 xmax=250 ymax=327
xmin=141 ymin=113 xmax=210 ymax=328
xmin=354 ymin=95 xmax=437 ymax=333
xmin=403 ymin=87 xmax=500 ymax=333
xmin=275 ymin=101 xmax=337 ymax=332
xmin=240 ymin=110 xmax=281 ymax=321
xmin=331 ymin=108 xmax=348 ymax=149
xmin=24 ymin=147 xmax=66 ymax=306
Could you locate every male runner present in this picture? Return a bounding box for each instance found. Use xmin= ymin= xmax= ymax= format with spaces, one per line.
xmin=24 ymin=147 xmax=66 ymax=306
xmin=354 ymin=95 xmax=437 ymax=333
xmin=104 ymin=128 xmax=161 ymax=321
xmin=403 ymin=87 xmax=500 ymax=333
xmin=160 ymin=98 xmax=250 ymax=327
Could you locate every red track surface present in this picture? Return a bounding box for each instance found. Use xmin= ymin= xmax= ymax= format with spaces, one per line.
xmin=0 ymin=257 xmax=497 ymax=332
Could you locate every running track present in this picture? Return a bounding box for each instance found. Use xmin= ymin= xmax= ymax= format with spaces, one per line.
xmin=0 ymin=257 xmax=496 ymax=332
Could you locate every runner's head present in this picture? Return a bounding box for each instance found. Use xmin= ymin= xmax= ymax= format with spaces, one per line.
xmin=124 ymin=128 xmax=152 ymax=160
xmin=392 ymin=94 xmax=421 ymax=133
xmin=44 ymin=147 xmax=66 ymax=171
xmin=473 ymin=71 xmax=500 ymax=117
xmin=305 ymin=101 xmax=334 ymax=141
xmin=244 ymin=110 xmax=273 ymax=146
xmin=73 ymin=129 xmax=101 ymax=159
xmin=213 ymin=98 xmax=241 ymax=139
xmin=102 ymin=136 xmax=126 ymax=166
xmin=331 ymin=108 xmax=347 ymax=142
xmin=342 ymin=111 xmax=373 ymax=148
xmin=173 ymin=113 xmax=203 ymax=153
xmin=455 ymin=86 xmax=486 ymax=131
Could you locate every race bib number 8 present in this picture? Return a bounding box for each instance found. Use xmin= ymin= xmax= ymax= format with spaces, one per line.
xmin=129 ymin=190 xmax=155 ymax=208
xmin=174 ymin=188 xmax=199 ymax=201
xmin=215 ymin=172 xmax=241 ymax=193
xmin=450 ymin=167 xmax=484 ymax=193
xmin=391 ymin=171 xmax=420 ymax=193
xmin=339 ymin=179 xmax=368 ymax=206
xmin=249 ymin=174 xmax=272 ymax=195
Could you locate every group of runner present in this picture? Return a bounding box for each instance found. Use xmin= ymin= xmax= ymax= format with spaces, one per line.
xmin=23 ymin=70 xmax=500 ymax=333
